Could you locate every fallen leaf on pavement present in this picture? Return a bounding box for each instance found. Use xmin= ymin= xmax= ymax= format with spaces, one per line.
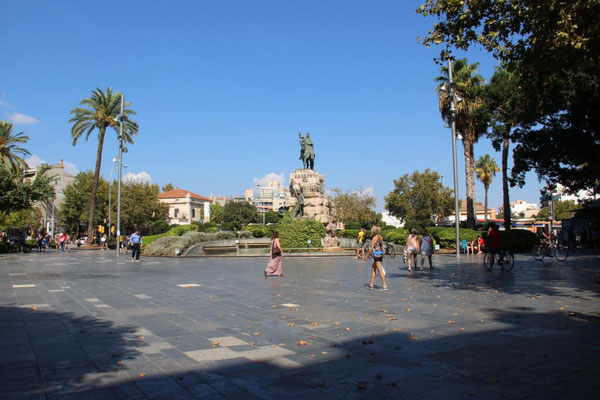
xmin=138 ymin=372 xmax=146 ymax=378
xmin=297 ymin=340 xmax=309 ymax=346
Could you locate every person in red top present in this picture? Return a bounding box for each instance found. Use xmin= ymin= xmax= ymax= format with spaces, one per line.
xmin=487 ymin=224 xmax=502 ymax=267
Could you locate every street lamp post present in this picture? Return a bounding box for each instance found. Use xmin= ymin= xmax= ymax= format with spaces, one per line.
xmin=108 ymin=157 xmax=126 ymax=237
xmin=447 ymin=58 xmax=461 ymax=257
xmin=115 ymin=94 xmax=127 ymax=257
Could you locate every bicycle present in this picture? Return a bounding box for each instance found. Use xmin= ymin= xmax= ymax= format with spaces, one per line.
xmin=532 ymin=240 xmax=568 ymax=262
xmin=483 ymin=248 xmax=514 ymax=272
xmin=363 ymin=241 xmax=395 ymax=258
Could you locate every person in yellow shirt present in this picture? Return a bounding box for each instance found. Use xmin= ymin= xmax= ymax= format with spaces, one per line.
xmin=356 ymin=228 xmax=366 ymax=260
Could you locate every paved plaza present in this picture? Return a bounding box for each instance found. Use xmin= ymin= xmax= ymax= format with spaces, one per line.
xmin=1 ymin=251 xmax=599 ymax=399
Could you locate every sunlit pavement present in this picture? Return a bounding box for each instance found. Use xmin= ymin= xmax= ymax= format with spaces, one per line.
xmin=1 ymin=251 xmax=599 ymax=399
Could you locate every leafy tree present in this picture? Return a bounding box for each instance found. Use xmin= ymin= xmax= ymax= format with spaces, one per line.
xmin=118 ymin=181 xmax=167 ymax=233
xmin=59 ymin=171 xmax=109 ymax=236
xmin=435 ymin=58 xmax=487 ymax=228
xmin=330 ymin=188 xmax=378 ymax=228
xmin=222 ymin=202 xmax=259 ymax=230
xmin=210 ymin=203 xmax=223 ymax=224
xmin=264 ymin=210 xmax=280 ymax=224
xmin=69 ymin=88 xmax=138 ymax=245
xmin=161 ymin=182 xmax=174 ymax=192
xmin=0 ymin=121 xmax=30 ymax=173
xmin=537 ymin=200 xmax=578 ymax=221
xmin=483 ymin=66 xmax=524 ymax=230
xmin=475 ymin=154 xmax=500 ymax=221
xmin=150 ymin=219 xmax=169 ymax=235
xmin=0 ymin=164 xmax=55 ymax=213
xmin=385 ymin=169 xmax=455 ymax=222
xmin=0 ymin=208 xmax=42 ymax=233
xmin=417 ymin=0 xmax=600 ymax=194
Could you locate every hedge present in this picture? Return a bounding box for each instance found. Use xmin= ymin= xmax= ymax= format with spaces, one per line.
xmin=278 ymin=215 xmax=325 ymax=252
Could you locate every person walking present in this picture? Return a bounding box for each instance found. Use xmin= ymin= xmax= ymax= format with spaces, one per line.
xmin=36 ymin=233 xmax=43 ymax=252
xmin=59 ymin=232 xmax=68 ymax=251
xmin=355 ymin=228 xmax=366 ymax=260
xmin=265 ymin=231 xmax=283 ymax=277
xmin=129 ymin=230 xmax=142 ymax=262
xmin=365 ymin=226 xmax=388 ymax=290
xmin=100 ymin=234 xmax=108 ymax=251
xmin=420 ymin=229 xmax=433 ymax=270
xmin=405 ymin=229 xmax=420 ymax=271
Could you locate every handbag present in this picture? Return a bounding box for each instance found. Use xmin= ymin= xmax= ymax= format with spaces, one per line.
xmin=272 ymin=245 xmax=281 ymax=257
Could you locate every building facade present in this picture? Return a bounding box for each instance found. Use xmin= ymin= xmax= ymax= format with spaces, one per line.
xmin=23 ymin=160 xmax=75 ymax=234
xmin=158 ymin=189 xmax=212 ymax=225
xmin=444 ymin=200 xmax=497 ymax=224
xmin=498 ymin=200 xmax=539 ymax=218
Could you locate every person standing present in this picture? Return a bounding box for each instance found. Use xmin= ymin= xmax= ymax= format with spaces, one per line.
xmin=405 ymin=229 xmax=420 ymax=272
xmin=36 ymin=233 xmax=43 ymax=252
xmin=365 ymin=226 xmax=388 ymax=290
xmin=265 ymin=231 xmax=283 ymax=277
xmin=129 ymin=230 xmax=142 ymax=262
xmin=420 ymin=229 xmax=433 ymax=270
xmin=355 ymin=228 xmax=366 ymax=260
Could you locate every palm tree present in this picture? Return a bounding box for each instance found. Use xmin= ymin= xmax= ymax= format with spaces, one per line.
xmin=435 ymin=58 xmax=487 ymax=228
xmin=0 ymin=120 xmax=31 ymax=173
xmin=69 ymin=88 xmax=138 ymax=243
xmin=475 ymin=154 xmax=500 ymax=221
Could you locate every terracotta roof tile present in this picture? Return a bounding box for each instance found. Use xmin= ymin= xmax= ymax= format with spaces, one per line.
xmin=158 ymin=189 xmax=211 ymax=201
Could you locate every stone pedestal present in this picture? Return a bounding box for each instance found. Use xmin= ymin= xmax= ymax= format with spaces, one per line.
xmin=289 ymin=169 xmax=333 ymax=224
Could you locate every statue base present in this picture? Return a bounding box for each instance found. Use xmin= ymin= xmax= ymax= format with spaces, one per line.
xmin=288 ymin=169 xmax=333 ymax=224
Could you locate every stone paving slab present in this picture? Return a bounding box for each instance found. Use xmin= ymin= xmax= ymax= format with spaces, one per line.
xmin=0 ymin=250 xmax=599 ymax=399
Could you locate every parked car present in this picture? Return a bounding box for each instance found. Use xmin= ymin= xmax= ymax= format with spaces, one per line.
xmin=76 ymin=236 xmax=88 ymax=247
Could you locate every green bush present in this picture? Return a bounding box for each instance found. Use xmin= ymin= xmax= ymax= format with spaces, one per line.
xmin=150 ymin=220 xmax=169 ymax=235
xmin=107 ymin=237 xmax=117 ymax=249
xmin=481 ymin=229 xmax=537 ymax=252
xmin=0 ymin=242 xmax=8 ymax=253
xmin=381 ymin=225 xmax=396 ymax=231
xmin=237 ymin=231 xmax=254 ymax=239
xmin=144 ymin=231 xmax=238 ymax=256
xmin=220 ymin=222 xmax=237 ymax=232
xmin=25 ymin=238 xmax=38 ymax=249
xmin=344 ymin=221 xmax=362 ymax=230
xmin=168 ymin=224 xmax=198 ymax=236
xmin=429 ymin=227 xmax=480 ymax=249
xmin=243 ymin=225 xmax=271 ymax=238
xmin=404 ymin=219 xmax=436 ymax=233
xmin=199 ymin=221 xmax=218 ymax=232
xmin=204 ymin=226 xmax=218 ymax=233
xmin=278 ymin=215 xmax=325 ymax=252
xmin=381 ymin=228 xmax=409 ymax=245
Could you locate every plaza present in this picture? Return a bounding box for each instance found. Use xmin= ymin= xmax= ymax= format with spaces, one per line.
xmin=1 ymin=252 xmax=599 ymax=399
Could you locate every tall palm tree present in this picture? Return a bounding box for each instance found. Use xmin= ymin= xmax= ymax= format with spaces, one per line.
xmin=69 ymin=88 xmax=138 ymax=243
xmin=435 ymin=58 xmax=487 ymax=228
xmin=0 ymin=120 xmax=31 ymax=173
xmin=475 ymin=154 xmax=500 ymax=221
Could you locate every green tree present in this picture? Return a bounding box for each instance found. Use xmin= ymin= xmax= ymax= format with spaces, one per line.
xmin=0 ymin=164 xmax=55 ymax=213
xmin=69 ymin=88 xmax=138 ymax=245
xmin=385 ymin=169 xmax=455 ymax=222
xmin=0 ymin=121 xmax=30 ymax=173
xmin=475 ymin=154 xmax=500 ymax=221
xmin=435 ymin=58 xmax=487 ymax=228
xmin=161 ymin=182 xmax=174 ymax=192
xmin=537 ymin=200 xmax=578 ymax=221
xmin=59 ymin=171 xmax=109 ymax=236
xmin=118 ymin=181 xmax=167 ymax=233
xmin=264 ymin=210 xmax=280 ymax=224
xmin=0 ymin=208 xmax=42 ymax=233
xmin=483 ymin=66 xmax=524 ymax=230
xmin=210 ymin=203 xmax=224 ymax=224
xmin=330 ymin=188 xmax=378 ymax=228
xmin=417 ymin=0 xmax=600 ymax=194
xmin=222 ymin=202 xmax=259 ymax=230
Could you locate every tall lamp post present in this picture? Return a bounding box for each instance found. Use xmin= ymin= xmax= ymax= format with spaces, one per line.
xmin=445 ymin=58 xmax=461 ymax=257
xmin=115 ymin=95 xmax=128 ymax=257
xmin=108 ymin=157 xmax=126 ymax=236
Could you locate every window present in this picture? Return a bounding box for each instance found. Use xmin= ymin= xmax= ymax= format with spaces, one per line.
xmin=192 ymin=209 xmax=195 ymax=219
xmin=174 ymin=208 xmax=179 ymax=218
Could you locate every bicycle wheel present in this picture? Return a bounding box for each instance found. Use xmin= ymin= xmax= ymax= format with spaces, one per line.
xmin=532 ymin=244 xmax=545 ymax=261
xmin=553 ymin=246 xmax=568 ymax=262
xmin=501 ymin=252 xmax=514 ymax=272
xmin=483 ymin=252 xmax=494 ymax=271
xmin=387 ymin=245 xmax=396 ymax=258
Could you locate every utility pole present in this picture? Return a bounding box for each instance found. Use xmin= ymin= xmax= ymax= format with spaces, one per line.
xmin=116 ymin=95 xmax=124 ymax=257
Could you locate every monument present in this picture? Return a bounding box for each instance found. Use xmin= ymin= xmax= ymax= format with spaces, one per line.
xmin=288 ymin=131 xmax=336 ymax=234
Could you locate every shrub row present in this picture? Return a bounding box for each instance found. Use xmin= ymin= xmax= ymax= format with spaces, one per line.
xmin=144 ymin=231 xmax=240 ymax=256
xmin=242 ymin=224 xmax=279 ymax=238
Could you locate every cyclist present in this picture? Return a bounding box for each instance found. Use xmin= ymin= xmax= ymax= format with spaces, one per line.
xmin=540 ymin=228 xmax=551 ymax=251
xmin=487 ymin=224 xmax=503 ymax=268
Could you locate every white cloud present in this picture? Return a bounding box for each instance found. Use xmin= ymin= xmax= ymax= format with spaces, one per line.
xmin=123 ymin=171 xmax=153 ymax=183
xmin=62 ymin=161 xmax=79 ymax=175
xmin=7 ymin=112 xmax=38 ymax=125
xmin=0 ymin=101 xmax=7 ymax=108
xmin=25 ymin=154 xmax=46 ymax=168
xmin=252 ymin=172 xmax=286 ymax=194
xmin=353 ymin=186 xmax=375 ymax=198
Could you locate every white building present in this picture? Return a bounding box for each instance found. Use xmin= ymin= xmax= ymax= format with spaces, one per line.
xmin=444 ymin=200 xmax=497 ymax=224
xmin=540 ymin=183 xmax=597 ymax=208
xmin=158 ymin=189 xmax=211 ymax=225
xmin=253 ymin=181 xmax=291 ymax=213
xmin=499 ymin=200 xmax=539 ymax=218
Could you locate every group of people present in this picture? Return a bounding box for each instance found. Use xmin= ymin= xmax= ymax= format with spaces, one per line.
xmin=462 ymin=236 xmax=485 ymax=254
xmin=35 ymin=232 xmax=69 ymax=252
xmin=98 ymin=230 xmax=143 ymax=262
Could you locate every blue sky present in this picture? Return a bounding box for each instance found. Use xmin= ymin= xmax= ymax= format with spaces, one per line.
xmin=1 ymin=0 xmax=543 ymax=211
